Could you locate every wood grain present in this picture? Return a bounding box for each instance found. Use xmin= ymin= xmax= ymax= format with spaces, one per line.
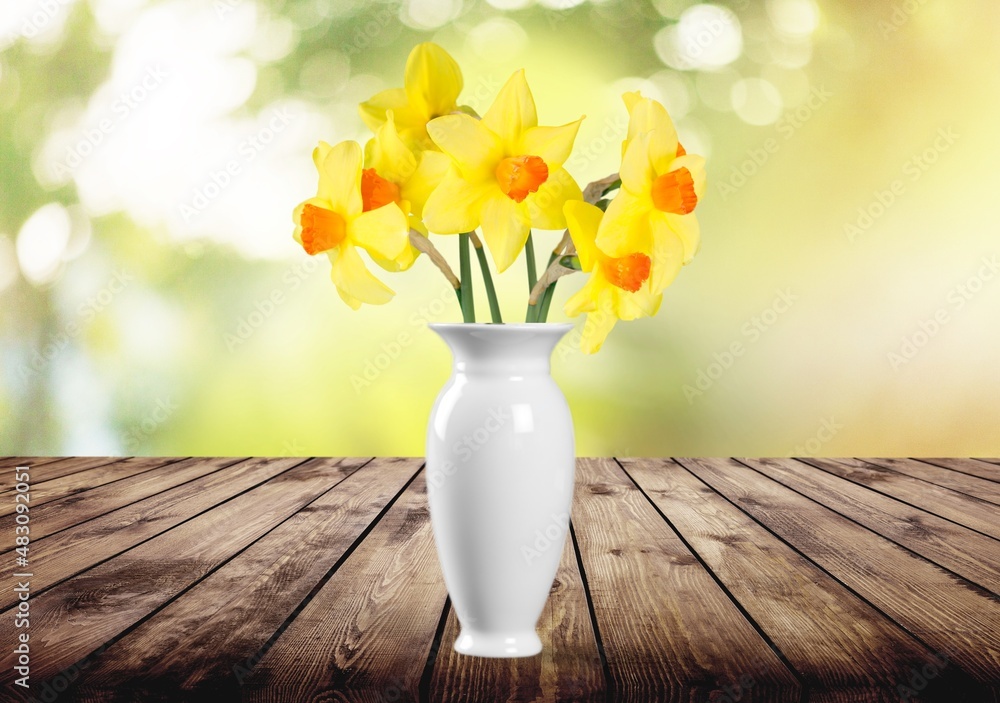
xmin=0 ymin=457 xmax=291 ymax=610
xmin=0 ymin=456 xmax=246 ymax=552
xmin=571 ymin=458 xmax=800 ymax=703
xmin=748 ymin=457 xmax=1000 ymax=594
xmin=0 ymin=457 xmax=368 ymax=698
xmin=624 ymin=457 xmax=978 ymax=702
xmin=806 ymin=457 xmax=1000 ymax=540
xmin=0 ymin=456 xmax=188 ymax=520
xmin=679 ymin=457 xmax=1000 ymax=693
xmin=0 ymin=457 xmax=122 ymax=493
xmin=6 ymin=457 xmax=1000 ymax=702
xmin=244 ymin=471 xmax=448 ymax=703
xmin=921 ymin=458 xmax=1000 ymax=483
xmin=429 ymin=531 xmax=606 ymax=703
xmin=856 ymin=457 xmax=1000 ymax=505
xmin=73 ymin=458 xmax=422 ymax=701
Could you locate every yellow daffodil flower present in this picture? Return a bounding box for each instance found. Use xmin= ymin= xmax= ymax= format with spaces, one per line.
xmin=359 ymin=42 xmax=464 ymax=150
xmin=596 ymin=93 xmax=705 ymax=292
xmin=563 ymin=200 xmax=664 ymax=354
xmin=293 ymin=140 xmax=409 ymax=309
xmin=422 ymin=69 xmax=584 ymax=272
xmin=363 ymin=111 xmax=451 ymax=270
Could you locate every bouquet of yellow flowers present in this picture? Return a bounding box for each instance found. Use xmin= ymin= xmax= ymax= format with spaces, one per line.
xmin=293 ymin=43 xmax=705 ymax=353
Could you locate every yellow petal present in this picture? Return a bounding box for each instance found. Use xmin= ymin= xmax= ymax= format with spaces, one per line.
xmin=595 ymin=190 xmax=653 ymax=258
xmin=622 ymin=96 xmax=677 ymax=166
xmin=580 ymin=303 xmax=618 ymax=354
xmin=649 ymin=213 xmax=686 ymax=292
xmin=372 ymin=241 xmax=420 ymax=273
xmin=563 ymin=200 xmax=603 ymax=273
xmin=480 ymin=192 xmax=531 ymax=273
xmin=482 ymin=69 xmax=537 ymax=153
xmin=402 ymin=149 xmax=450 ymax=218
xmin=359 ymin=88 xmax=408 ymax=134
xmin=661 ymin=210 xmax=701 ymax=264
xmin=349 ymin=202 xmax=409 ymax=260
xmin=526 ymin=167 xmax=582 ymax=230
xmin=619 ymin=131 xmax=656 ymax=196
xmin=518 ymin=118 xmax=583 ymax=170
xmin=614 ymin=286 xmax=662 ymax=321
xmin=564 ymin=276 xmax=601 ymax=316
xmin=423 ymin=168 xmax=494 ymax=234
xmin=318 ymin=141 xmax=363 ymax=218
xmin=365 ymin=112 xmax=418 ymax=185
xmin=329 ymin=243 xmax=395 ymax=308
xmin=404 ymin=42 xmax=463 ymax=120
xmin=427 ymin=114 xmax=503 ymax=182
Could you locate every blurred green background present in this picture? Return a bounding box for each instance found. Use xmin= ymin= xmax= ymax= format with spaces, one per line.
xmin=1 ymin=0 xmax=998 ymax=457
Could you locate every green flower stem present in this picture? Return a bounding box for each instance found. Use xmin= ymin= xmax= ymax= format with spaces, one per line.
xmin=459 ymin=233 xmax=475 ymax=323
xmin=526 ymin=249 xmax=561 ymax=323
xmin=537 ymin=285 xmax=555 ymax=323
xmin=526 ymin=232 xmax=538 ymax=291
xmin=471 ymin=234 xmax=502 ymax=324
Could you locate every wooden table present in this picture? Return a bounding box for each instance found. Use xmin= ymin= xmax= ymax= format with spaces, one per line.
xmin=1 ymin=457 xmax=999 ymax=702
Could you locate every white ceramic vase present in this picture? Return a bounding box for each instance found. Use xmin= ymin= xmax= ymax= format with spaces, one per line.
xmin=426 ymin=323 xmax=575 ymax=658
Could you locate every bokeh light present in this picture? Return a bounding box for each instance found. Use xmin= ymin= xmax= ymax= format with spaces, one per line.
xmin=2 ymin=0 xmax=999 ymax=458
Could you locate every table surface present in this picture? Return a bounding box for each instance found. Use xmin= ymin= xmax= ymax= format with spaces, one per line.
xmin=1 ymin=457 xmax=998 ymax=702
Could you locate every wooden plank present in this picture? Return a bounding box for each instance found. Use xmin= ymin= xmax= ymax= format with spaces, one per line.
xmin=429 ymin=531 xmax=606 ymax=703
xmin=921 ymin=458 xmax=1000 ymax=483
xmin=807 ymin=458 xmax=1000 ymax=540
xmin=624 ymin=457 xmax=981 ymax=701
xmin=244 ymin=472 xmax=449 ymax=703
xmin=855 ymin=458 xmax=1000 ymax=505
xmin=679 ymin=457 xmax=1000 ymax=691
xmin=0 ymin=457 xmax=188 ymax=519
xmin=0 ymin=457 xmax=121 ymax=492
xmin=0 ymin=457 xmax=293 ymax=610
xmin=0 ymin=457 xmax=244 ymax=552
xmin=0 ymin=457 xmax=369 ymax=698
xmin=570 ymin=458 xmax=799 ymax=702
xmin=750 ymin=458 xmax=1000 ymax=595
xmin=67 ymin=458 xmax=422 ymax=701
xmin=976 ymin=458 xmax=1000 ymax=466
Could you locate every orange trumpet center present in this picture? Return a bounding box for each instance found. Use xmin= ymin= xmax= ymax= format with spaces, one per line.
xmin=300 ymin=204 xmax=346 ymax=255
xmin=361 ymin=168 xmax=401 ymax=212
xmin=651 ymin=167 xmax=697 ymax=215
xmin=495 ymin=155 xmax=549 ymax=203
xmin=602 ymin=253 xmax=652 ymax=293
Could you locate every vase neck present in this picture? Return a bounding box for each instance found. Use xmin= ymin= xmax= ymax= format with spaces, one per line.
xmin=430 ymin=324 xmax=572 ymax=377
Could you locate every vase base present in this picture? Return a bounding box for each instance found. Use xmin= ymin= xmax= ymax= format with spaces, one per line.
xmin=453 ymin=629 xmax=542 ymax=658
